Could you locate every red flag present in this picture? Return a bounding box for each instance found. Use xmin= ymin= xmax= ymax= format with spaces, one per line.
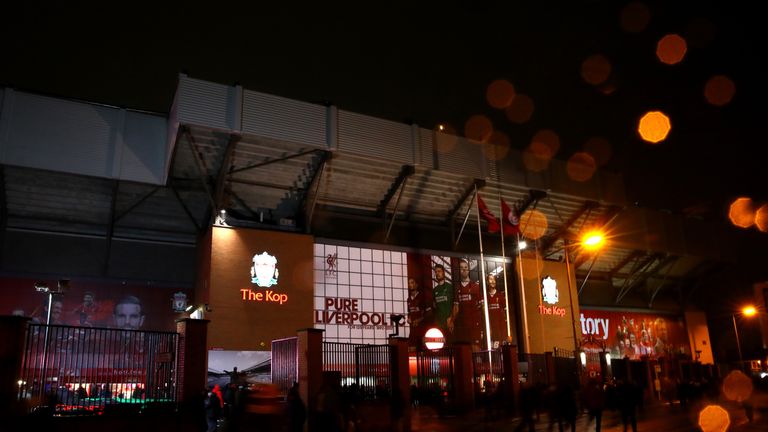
xmin=477 ymin=195 xmax=500 ymax=233
xmin=501 ymin=199 xmax=520 ymax=235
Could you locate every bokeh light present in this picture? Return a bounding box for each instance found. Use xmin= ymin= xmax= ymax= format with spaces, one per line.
xmin=620 ymin=2 xmax=651 ymax=33
xmin=698 ymin=405 xmax=730 ymax=432
xmin=566 ymin=152 xmax=597 ymax=182
xmin=729 ymin=197 xmax=755 ymax=228
xmin=504 ymin=93 xmax=535 ymax=124
xmin=756 ymin=204 xmax=768 ymax=232
xmin=581 ymin=54 xmax=612 ymax=85
xmin=434 ymin=123 xmax=458 ymax=154
xmin=656 ymin=34 xmax=688 ymax=65
xmin=522 ymin=143 xmax=551 ymax=172
xmin=638 ymin=111 xmax=671 ymax=144
xmin=520 ymin=209 xmax=548 ymax=240
xmin=583 ymin=136 xmax=612 ymax=166
xmin=464 ymin=115 xmax=493 ymax=142
xmin=722 ymin=370 xmax=753 ymax=402
xmin=482 ymin=130 xmax=511 ymax=161
xmin=704 ymin=75 xmax=736 ymax=106
xmin=486 ymin=79 xmax=516 ymax=109
xmin=532 ymin=129 xmax=560 ymax=157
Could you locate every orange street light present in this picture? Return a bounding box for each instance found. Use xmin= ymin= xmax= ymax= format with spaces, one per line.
xmin=733 ymin=305 xmax=757 ymax=370
xmin=581 ymin=231 xmax=605 ymax=249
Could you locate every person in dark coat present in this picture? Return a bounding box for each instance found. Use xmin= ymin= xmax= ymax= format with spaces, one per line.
xmin=205 ymin=387 xmax=223 ymax=432
xmin=582 ymin=378 xmax=606 ymax=432
xmin=287 ymin=382 xmax=306 ymax=432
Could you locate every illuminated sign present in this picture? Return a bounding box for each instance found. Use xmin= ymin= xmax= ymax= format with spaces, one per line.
xmin=171 ymin=292 xmax=188 ymax=312
xmin=240 ymin=289 xmax=288 ymax=304
xmin=250 ymin=252 xmax=278 ymax=287
xmin=424 ymin=328 xmax=445 ymax=350
xmin=580 ymin=313 xmax=609 ymax=339
xmin=314 ymin=297 xmax=389 ymax=328
xmin=538 ymin=276 xmax=565 ymax=317
xmin=542 ymin=276 xmax=559 ymax=304
xmin=242 ymin=251 xmax=288 ymax=304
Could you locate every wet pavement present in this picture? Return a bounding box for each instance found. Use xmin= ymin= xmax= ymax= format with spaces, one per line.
xmin=411 ymin=390 xmax=768 ymax=431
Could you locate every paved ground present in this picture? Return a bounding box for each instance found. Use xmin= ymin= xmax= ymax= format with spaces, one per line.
xmin=411 ymin=390 xmax=768 ymax=431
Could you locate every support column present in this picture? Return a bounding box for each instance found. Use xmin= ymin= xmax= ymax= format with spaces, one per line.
xmin=452 ymin=343 xmax=475 ymax=413
xmin=297 ymin=328 xmax=323 ymax=431
xmin=389 ymin=336 xmax=411 ymax=432
xmin=0 ymin=315 xmax=29 ymax=419
xmin=501 ymin=344 xmax=520 ymax=411
xmin=599 ymin=351 xmax=609 ymax=383
xmin=176 ymin=318 xmax=210 ymax=408
xmin=544 ymin=352 xmax=556 ymax=386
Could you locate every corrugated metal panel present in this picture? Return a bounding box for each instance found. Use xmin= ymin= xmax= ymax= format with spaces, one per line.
xmin=337 ymin=110 xmax=413 ymax=162
xmin=176 ymin=75 xmax=236 ymax=130
xmin=120 ymin=111 xmax=167 ymax=184
xmin=241 ymin=90 xmax=327 ymax=148
xmin=549 ymin=158 xmax=601 ymax=201
xmin=3 ymin=92 xmax=116 ymax=178
xmin=417 ymin=128 xmax=435 ymax=168
xmin=435 ymin=137 xmax=486 ymax=178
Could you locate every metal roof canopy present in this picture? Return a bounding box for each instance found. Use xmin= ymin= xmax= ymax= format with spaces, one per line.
xmin=0 ymin=78 xmax=742 ymax=311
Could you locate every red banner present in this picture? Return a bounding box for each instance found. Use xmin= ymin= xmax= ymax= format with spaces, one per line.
xmin=580 ymin=309 xmax=689 ymax=359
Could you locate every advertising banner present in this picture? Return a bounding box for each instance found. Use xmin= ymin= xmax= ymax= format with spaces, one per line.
xmin=0 ymin=276 xmax=192 ymax=331
xmin=580 ymin=309 xmax=689 ymax=359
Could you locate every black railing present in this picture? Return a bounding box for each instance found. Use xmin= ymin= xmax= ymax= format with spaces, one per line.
xmin=271 ymin=337 xmax=298 ymax=397
xmin=322 ymin=342 xmax=392 ymax=399
xmin=18 ymin=323 xmax=179 ymax=415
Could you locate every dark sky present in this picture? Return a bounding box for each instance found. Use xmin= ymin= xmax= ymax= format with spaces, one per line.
xmin=2 ymin=1 xmax=765 ymax=221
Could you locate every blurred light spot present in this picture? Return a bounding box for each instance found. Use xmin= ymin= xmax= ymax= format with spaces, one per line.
xmin=686 ymin=17 xmax=715 ymax=48
xmin=522 ymin=143 xmax=551 ymax=172
xmin=504 ymin=94 xmax=535 ymax=124
xmin=434 ymin=123 xmax=459 ymax=154
xmin=567 ymin=152 xmax=597 ymax=182
xmin=581 ymin=54 xmax=612 ymax=85
xmin=722 ymin=370 xmax=753 ymax=402
xmin=729 ymin=197 xmax=755 ymax=228
xmin=638 ymin=111 xmax=671 ymax=144
xmin=599 ymin=80 xmax=618 ymax=95
xmin=705 ymin=75 xmax=736 ymax=106
xmin=583 ymin=136 xmax=612 ymax=166
xmin=532 ymin=129 xmax=560 ymax=157
xmin=482 ymin=130 xmax=511 ymax=161
xmin=486 ymin=79 xmax=516 ymax=109
xmin=621 ymin=2 xmax=651 ymax=33
xmin=656 ymin=34 xmax=688 ymax=65
xmin=521 ymin=251 xmax=545 ymax=276
xmin=465 ymin=115 xmax=494 ymax=142
xmin=698 ymin=405 xmax=729 ymax=432
xmin=756 ymin=204 xmax=768 ymax=232
xmin=520 ymin=209 xmax=548 ymax=240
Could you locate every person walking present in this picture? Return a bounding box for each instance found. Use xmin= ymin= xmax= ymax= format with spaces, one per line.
xmin=582 ymin=378 xmax=606 ymax=432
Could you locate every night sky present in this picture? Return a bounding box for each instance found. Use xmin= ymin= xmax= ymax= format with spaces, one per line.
xmin=2 ymin=1 xmax=765 ymax=222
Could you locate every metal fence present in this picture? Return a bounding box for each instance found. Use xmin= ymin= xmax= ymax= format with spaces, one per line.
xmin=322 ymin=342 xmax=392 ymax=399
xmin=414 ymin=347 xmax=455 ymax=406
xmin=472 ymin=349 xmax=504 ymax=385
xmin=520 ymin=353 xmax=548 ymax=385
xmin=271 ymin=337 xmax=298 ymax=397
xmin=18 ymin=323 xmax=179 ymax=415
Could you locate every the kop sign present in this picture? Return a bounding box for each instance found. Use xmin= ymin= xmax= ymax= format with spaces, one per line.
xmin=424 ymin=328 xmax=445 ymax=350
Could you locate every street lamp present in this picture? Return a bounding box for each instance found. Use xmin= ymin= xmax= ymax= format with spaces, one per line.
xmin=733 ymin=305 xmax=757 ymax=370
xmin=564 ymin=230 xmax=607 ymax=353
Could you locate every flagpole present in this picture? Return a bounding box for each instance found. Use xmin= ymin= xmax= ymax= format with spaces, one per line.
xmin=516 ymin=232 xmax=530 ymax=354
xmin=474 ymin=186 xmax=494 ymax=374
xmin=497 ymin=193 xmax=512 ymax=345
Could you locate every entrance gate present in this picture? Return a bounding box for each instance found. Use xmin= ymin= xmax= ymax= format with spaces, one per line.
xmin=414 ymin=348 xmax=455 ymax=407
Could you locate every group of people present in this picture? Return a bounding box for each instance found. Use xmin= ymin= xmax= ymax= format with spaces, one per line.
xmin=515 ymin=379 xmax=643 ymax=432
xmin=407 ymin=259 xmax=510 ymax=348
